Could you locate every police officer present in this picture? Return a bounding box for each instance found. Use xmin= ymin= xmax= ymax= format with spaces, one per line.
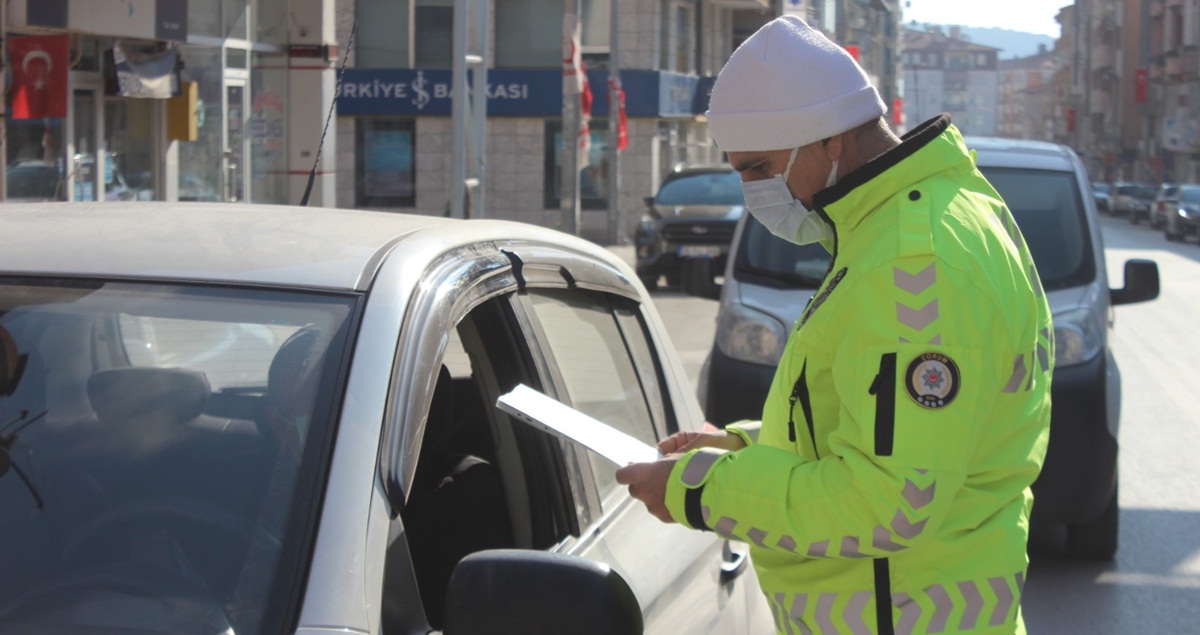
xmin=616 ymin=16 xmax=1052 ymax=635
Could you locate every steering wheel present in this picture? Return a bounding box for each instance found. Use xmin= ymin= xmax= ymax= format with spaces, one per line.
xmin=58 ymin=495 xmax=282 ymax=573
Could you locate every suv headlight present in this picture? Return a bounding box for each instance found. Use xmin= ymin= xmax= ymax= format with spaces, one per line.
xmin=1053 ymin=306 xmax=1105 ymax=367
xmin=715 ymin=303 xmax=788 ymax=366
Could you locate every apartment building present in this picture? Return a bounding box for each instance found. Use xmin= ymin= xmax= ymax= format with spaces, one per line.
xmin=998 ymin=45 xmax=1058 ymax=140
xmin=901 ymin=26 xmax=1001 ymax=136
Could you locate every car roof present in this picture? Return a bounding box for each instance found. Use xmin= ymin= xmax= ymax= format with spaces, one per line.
xmin=1 ymin=202 xmax=611 ymax=292
xmin=963 ymin=136 xmax=1077 ymax=172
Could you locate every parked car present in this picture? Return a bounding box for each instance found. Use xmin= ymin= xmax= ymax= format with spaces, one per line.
xmin=1129 ymin=182 xmax=1169 ymax=225
xmin=1149 ymin=183 xmax=1180 ymax=229
xmin=1110 ymin=181 xmax=1156 ymax=218
xmin=687 ymin=137 xmax=1160 ymax=560
xmin=1163 ymin=183 xmax=1200 ymax=242
xmin=635 ymin=165 xmax=744 ymax=290
xmin=0 ymin=202 xmax=773 ymax=635
xmin=1092 ymin=182 xmax=1111 ymax=213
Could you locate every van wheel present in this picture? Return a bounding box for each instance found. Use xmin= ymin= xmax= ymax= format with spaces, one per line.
xmin=1065 ymin=485 xmax=1118 ymax=560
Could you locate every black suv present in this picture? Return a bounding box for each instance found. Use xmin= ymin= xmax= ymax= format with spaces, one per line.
xmin=635 ymin=166 xmax=743 ymax=290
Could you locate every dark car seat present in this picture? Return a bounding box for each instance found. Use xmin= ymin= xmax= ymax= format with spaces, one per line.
xmin=402 ymin=365 xmax=513 ymax=630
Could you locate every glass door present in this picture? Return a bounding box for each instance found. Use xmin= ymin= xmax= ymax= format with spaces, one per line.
xmin=223 ymin=80 xmax=248 ymax=202
xmin=70 ymin=89 xmax=100 ymax=201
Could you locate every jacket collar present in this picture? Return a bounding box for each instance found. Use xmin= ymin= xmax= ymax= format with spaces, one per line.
xmin=813 ymin=114 xmax=971 ymax=234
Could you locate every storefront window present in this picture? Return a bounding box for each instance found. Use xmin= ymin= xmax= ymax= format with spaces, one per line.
xmin=105 ymin=98 xmax=156 ymax=201
xmin=6 ymin=120 xmax=66 ymax=202
xmin=415 ymin=0 xmax=454 ymax=68
xmin=256 ymin=0 xmax=288 ymax=45
xmin=190 ymin=0 xmax=220 ymax=38
xmin=178 ymin=46 xmax=224 ymax=202
xmin=356 ymin=118 xmax=416 ymax=208
xmin=251 ymin=51 xmax=289 ymax=204
xmin=543 ymin=120 xmax=609 ymax=210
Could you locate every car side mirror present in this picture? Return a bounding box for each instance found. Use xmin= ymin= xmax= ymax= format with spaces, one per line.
xmin=1111 ymin=259 xmax=1160 ymax=306
xmin=680 ymin=255 xmax=722 ymax=301
xmin=442 ymin=550 xmax=643 ymax=635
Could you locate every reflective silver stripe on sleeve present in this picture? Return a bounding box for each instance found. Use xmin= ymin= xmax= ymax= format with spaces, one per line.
xmin=712 ymin=516 xmax=739 ymax=541
xmin=891 ymin=509 xmax=928 ymax=540
xmin=926 ymin=584 xmax=952 ymax=633
xmin=1036 ymin=341 xmax=1050 ymax=373
xmin=679 ymin=448 xmax=728 ymax=487
xmin=815 ymin=593 xmax=838 ymax=634
xmin=957 ymin=580 xmax=983 ymax=630
xmin=989 ymin=576 xmax=1016 ymax=626
xmin=773 ymin=593 xmax=795 ymax=635
xmin=747 ymin=527 xmax=770 ymax=549
xmin=873 ymin=524 xmax=906 ymax=552
xmin=806 ymin=539 xmax=830 ymax=558
xmin=893 ymin=593 xmax=920 ymax=635
xmin=903 ymin=479 xmax=936 ymax=508
xmin=844 ymin=591 xmax=873 ymax=635
xmin=1003 ymin=354 xmax=1027 ymax=393
xmin=790 ymin=594 xmax=813 ymax=635
xmin=841 ymin=536 xmax=868 ymax=558
xmin=777 ymin=534 xmax=798 ymax=552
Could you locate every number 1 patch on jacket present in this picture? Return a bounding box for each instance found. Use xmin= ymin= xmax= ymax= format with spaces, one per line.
xmin=905 ymin=352 xmax=960 ymax=409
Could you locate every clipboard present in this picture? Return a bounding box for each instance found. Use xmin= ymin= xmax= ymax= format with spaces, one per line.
xmin=495 ymin=384 xmax=660 ymax=466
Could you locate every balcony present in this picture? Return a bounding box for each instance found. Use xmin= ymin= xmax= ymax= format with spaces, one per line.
xmin=709 ymin=0 xmax=770 ymax=9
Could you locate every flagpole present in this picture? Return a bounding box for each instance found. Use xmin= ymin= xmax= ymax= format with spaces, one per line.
xmin=1 ymin=0 xmax=8 ymax=202
xmin=605 ymin=0 xmax=621 ymax=244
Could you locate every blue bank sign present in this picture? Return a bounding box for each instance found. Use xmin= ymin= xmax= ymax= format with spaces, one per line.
xmin=337 ymin=68 xmax=707 ymax=119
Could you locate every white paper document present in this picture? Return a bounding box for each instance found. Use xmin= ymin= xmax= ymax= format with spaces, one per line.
xmin=496 ymin=384 xmax=660 ymax=466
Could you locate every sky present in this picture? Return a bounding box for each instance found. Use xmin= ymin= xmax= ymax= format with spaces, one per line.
xmin=902 ymin=0 xmax=1072 ymax=38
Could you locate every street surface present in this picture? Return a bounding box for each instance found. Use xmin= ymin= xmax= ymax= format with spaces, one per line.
xmin=618 ymin=212 xmax=1200 ymax=631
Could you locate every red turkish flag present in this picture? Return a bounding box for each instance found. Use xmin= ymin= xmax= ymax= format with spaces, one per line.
xmin=8 ymin=36 xmax=69 ymax=119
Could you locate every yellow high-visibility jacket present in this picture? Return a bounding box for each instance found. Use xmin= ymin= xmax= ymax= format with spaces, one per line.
xmin=665 ymin=116 xmax=1053 ymax=634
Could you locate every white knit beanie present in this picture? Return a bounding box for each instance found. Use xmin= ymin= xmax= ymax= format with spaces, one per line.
xmin=706 ymin=16 xmax=887 ymax=152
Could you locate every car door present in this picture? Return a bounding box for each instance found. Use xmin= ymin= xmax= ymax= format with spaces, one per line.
xmin=512 ymin=285 xmax=772 ymax=634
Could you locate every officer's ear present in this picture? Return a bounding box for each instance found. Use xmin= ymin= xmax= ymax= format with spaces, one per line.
xmin=820 ymin=134 xmax=843 ymax=164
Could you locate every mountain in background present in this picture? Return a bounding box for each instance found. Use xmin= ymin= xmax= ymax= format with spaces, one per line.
xmin=906 ymin=22 xmax=1057 ymax=60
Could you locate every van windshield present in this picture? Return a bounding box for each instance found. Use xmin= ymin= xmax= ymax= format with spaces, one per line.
xmin=979 ymin=167 xmax=1096 ymax=291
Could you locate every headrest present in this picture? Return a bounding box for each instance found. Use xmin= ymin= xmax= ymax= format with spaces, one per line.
xmin=87 ymin=367 xmax=210 ymax=424
xmin=268 ymin=327 xmax=324 ymax=409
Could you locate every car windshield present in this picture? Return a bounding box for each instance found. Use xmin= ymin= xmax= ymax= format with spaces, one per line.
xmin=655 ymin=170 xmax=744 ymax=206
xmin=1093 ymin=183 xmax=1110 ymax=194
xmin=1134 ymin=185 xmax=1157 ymax=200
xmin=979 ymin=167 xmax=1096 ymax=291
xmin=734 ymin=216 xmax=831 ymax=288
xmin=1182 ymin=187 xmax=1200 ymax=205
xmin=0 ymin=278 xmax=356 ymax=635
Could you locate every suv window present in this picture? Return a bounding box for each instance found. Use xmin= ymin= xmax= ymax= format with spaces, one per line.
xmin=656 ymin=170 xmax=743 ymax=206
xmin=978 ymin=167 xmax=1096 ymax=291
xmin=1181 ymin=186 xmax=1200 ymax=205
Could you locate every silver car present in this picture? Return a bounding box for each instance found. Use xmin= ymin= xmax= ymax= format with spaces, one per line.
xmin=0 ymin=202 xmax=772 ymax=635
xmin=690 ymin=137 xmax=1160 ymax=560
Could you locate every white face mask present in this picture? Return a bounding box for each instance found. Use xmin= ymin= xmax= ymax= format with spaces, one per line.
xmin=740 ymin=147 xmax=839 ymax=245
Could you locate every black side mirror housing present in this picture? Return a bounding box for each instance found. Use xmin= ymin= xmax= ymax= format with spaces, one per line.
xmin=1110 ymin=259 xmax=1160 ymax=306
xmin=680 ymin=255 xmax=722 ymax=301
xmin=442 ymin=550 xmax=644 ymax=635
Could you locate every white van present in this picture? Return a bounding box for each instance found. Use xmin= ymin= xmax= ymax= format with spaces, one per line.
xmin=687 ymin=137 xmax=1160 ymax=559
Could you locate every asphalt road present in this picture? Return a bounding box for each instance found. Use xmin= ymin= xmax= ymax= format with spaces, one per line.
xmin=617 ymin=211 xmax=1200 ymax=632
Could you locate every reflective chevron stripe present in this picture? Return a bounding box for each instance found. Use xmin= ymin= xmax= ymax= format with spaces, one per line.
xmin=896 ymin=299 xmax=939 ymax=331
xmin=679 ymin=448 xmax=728 ymax=487
xmin=894 ymin=263 xmax=937 ymax=295
xmin=765 ymin=571 xmax=1025 ymax=634
xmin=1003 ymin=354 xmax=1027 ymax=393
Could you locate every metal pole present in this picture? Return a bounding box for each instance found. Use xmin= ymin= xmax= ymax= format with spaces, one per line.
xmin=606 ymin=0 xmax=621 ymax=244
xmin=560 ymin=0 xmax=582 ymax=235
xmin=470 ymin=0 xmax=488 ymax=217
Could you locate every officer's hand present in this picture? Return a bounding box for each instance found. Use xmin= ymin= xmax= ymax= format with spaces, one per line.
xmin=615 ymin=456 xmax=679 ymax=523
xmin=657 ymin=429 xmax=746 ymax=455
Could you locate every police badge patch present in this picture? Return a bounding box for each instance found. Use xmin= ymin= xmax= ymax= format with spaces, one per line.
xmin=905 ymin=352 xmax=960 ymax=409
